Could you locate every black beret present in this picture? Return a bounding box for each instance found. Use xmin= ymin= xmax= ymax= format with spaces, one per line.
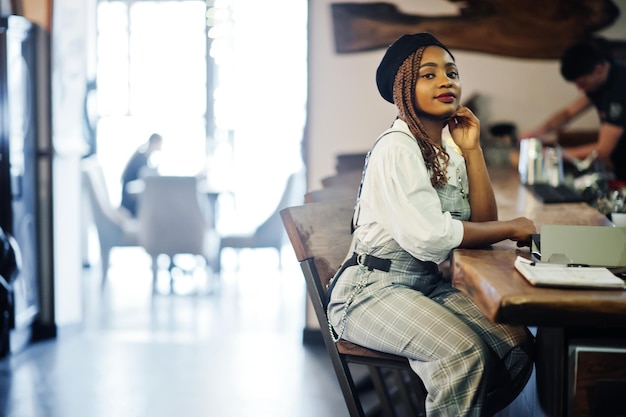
xmin=376 ymin=33 xmax=454 ymax=103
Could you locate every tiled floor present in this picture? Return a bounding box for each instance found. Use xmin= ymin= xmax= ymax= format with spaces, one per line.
xmin=0 ymin=246 xmax=350 ymax=417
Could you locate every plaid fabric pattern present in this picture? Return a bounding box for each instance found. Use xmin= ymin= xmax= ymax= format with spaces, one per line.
xmin=328 ymin=238 xmax=534 ymax=417
xmin=436 ymin=182 xmax=470 ymax=220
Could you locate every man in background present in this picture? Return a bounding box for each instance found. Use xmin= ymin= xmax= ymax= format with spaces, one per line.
xmin=523 ymin=38 xmax=626 ymax=180
xmin=120 ymin=133 xmax=163 ymax=216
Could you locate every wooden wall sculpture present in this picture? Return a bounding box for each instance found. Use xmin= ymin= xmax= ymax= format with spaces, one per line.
xmin=331 ymin=0 xmax=624 ymax=59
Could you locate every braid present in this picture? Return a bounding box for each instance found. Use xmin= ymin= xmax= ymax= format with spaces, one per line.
xmin=392 ymin=47 xmax=450 ymax=188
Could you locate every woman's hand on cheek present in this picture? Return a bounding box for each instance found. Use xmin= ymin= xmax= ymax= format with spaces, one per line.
xmin=447 ymin=106 xmax=481 ymax=152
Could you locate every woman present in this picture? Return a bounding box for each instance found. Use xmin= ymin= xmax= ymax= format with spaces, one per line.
xmin=327 ymin=33 xmax=536 ymax=417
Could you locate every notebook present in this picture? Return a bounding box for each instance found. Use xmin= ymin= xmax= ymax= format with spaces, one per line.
xmin=514 ymin=256 xmax=625 ymax=289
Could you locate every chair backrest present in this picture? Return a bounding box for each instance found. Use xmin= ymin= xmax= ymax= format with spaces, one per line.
xmin=253 ymin=171 xmax=304 ymax=247
xmin=280 ymin=198 xmax=354 ymax=289
xmin=81 ymin=156 xmax=127 ymax=241
xmin=321 ymin=170 xmax=362 ymax=190
xmin=137 ymin=176 xmax=211 ymax=257
xmin=305 ymin=186 xmax=357 ymax=204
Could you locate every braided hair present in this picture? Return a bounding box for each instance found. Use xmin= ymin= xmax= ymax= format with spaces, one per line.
xmin=391 ymin=46 xmax=450 ymax=189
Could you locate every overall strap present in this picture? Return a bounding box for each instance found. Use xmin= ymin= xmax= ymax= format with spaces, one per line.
xmin=351 ymin=129 xmax=415 ymax=233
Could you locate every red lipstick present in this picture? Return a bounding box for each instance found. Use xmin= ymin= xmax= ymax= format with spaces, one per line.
xmin=436 ymin=93 xmax=456 ymax=103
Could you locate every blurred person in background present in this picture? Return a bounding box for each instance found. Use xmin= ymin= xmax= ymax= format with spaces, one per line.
xmin=523 ymin=38 xmax=626 ymax=180
xmin=120 ymin=133 xmax=163 ymax=217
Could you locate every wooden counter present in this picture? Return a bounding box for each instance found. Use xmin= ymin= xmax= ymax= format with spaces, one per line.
xmin=451 ymin=167 xmax=625 ymax=417
xmin=485 ymin=166 xmax=611 ymax=232
xmin=451 ymin=167 xmax=622 ymax=327
xmin=452 ymin=247 xmax=626 ymax=327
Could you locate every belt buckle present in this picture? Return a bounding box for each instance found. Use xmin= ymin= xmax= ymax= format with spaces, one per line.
xmin=356 ymin=252 xmax=367 ymax=267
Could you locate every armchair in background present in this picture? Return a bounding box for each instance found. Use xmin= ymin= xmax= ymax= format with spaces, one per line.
xmin=215 ymin=172 xmax=303 ymax=273
xmin=81 ymin=155 xmax=139 ymax=287
xmin=137 ymin=176 xmax=219 ymax=293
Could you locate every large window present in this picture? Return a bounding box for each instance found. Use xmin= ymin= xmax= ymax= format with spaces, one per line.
xmin=97 ymin=1 xmax=208 ymax=197
xmin=205 ymin=0 xmax=307 ymax=231
xmin=96 ymin=0 xmax=307 ymax=233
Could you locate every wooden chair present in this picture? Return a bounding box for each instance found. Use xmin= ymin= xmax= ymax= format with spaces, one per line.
xmin=304 ymin=186 xmax=357 ymax=204
xmin=321 ymin=169 xmax=363 ymax=190
xmin=280 ymin=199 xmax=427 ymax=417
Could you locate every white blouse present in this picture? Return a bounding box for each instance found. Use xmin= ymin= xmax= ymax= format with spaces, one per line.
xmin=354 ymin=119 xmax=467 ymax=264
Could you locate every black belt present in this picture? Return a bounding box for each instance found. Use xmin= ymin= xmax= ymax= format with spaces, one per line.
xmin=325 ymin=252 xmax=391 ymax=303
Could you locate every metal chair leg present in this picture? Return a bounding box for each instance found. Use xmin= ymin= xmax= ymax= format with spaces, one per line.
xmin=367 ymin=366 xmax=398 ymax=417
